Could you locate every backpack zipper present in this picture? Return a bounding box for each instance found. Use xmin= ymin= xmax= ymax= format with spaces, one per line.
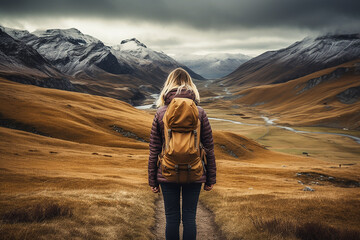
xmin=166 ymin=129 xmax=172 ymax=151
xmin=194 ymin=130 xmax=198 ymax=151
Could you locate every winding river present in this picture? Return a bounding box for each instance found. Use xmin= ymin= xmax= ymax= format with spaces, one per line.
xmin=209 ymin=116 xmax=360 ymax=144
xmin=134 ymin=96 xmax=360 ymax=144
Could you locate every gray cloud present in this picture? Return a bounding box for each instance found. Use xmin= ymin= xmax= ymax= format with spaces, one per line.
xmin=1 ymin=0 xmax=359 ymax=32
xmin=1 ymin=0 xmax=358 ymax=58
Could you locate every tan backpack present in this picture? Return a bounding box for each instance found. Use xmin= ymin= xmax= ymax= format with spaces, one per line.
xmin=158 ymin=97 xmax=207 ymax=184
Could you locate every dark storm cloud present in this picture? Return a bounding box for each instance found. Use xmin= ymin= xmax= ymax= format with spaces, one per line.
xmin=1 ymin=0 xmax=359 ymax=32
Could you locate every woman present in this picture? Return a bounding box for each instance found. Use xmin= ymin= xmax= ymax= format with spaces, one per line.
xmin=148 ymin=67 xmax=216 ymax=240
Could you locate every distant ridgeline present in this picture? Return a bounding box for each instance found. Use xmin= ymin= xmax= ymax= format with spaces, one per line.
xmin=0 ymin=25 xmax=359 ymax=108
xmin=220 ymin=33 xmax=360 ymax=87
xmin=0 ymin=26 xmax=204 ymax=105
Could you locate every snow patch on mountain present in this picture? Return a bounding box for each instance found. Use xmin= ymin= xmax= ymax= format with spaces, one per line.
xmin=271 ymin=34 xmax=360 ymax=65
xmin=0 ymin=26 xmax=31 ymax=40
xmin=14 ymin=28 xmax=132 ymax=75
xmin=32 ymin=28 xmax=100 ymax=45
xmin=112 ymin=38 xmax=177 ymax=65
xmin=222 ymin=33 xmax=360 ymax=86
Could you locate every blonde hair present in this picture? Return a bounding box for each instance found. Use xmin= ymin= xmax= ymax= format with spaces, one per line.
xmin=156 ymin=68 xmax=200 ymax=107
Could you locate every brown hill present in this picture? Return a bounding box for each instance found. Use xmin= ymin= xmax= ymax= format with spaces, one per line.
xmin=1 ymin=77 xmax=359 ymax=239
xmin=0 ymin=77 xmax=268 ymax=158
xmin=232 ymin=60 xmax=360 ymax=129
xmin=0 ymin=77 xmax=153 ymax=148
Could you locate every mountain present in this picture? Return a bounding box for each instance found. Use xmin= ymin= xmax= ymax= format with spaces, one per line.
xmin=0 ymin=28 xmax=74 ymax=91
xmin=232 ymin=60 xmax=360 ymax=129
xmin=220 ymin=34 xmax=360 ymax=87
xmin=111 ymin=38 xmax=205 ymax=80
xmin=175 ymin=53 xmax=251 ymax=79
xmin=16 ymin=28 xmax=133 ymax=76
xmin=0 ymin=26 xmax=205 ymax=105
xmin=8 ymin=28 xmax=203 ymax=81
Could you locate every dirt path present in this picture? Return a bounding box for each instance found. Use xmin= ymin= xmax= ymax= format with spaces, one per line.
xmin=153 ymin=195 xmax=223 ymax=240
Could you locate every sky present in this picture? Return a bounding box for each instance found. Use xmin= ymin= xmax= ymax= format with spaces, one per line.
xmin=1 ymin=0 xmax=359 ymax=57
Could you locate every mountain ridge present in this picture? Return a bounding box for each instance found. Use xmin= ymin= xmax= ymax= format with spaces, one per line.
xmin=220 ymin=33 xmax=360 ymax=87
xmin=0 ymin=28 xmax=75 ymax=91
xmin=0 ymin=25 xmax=205 ymax=104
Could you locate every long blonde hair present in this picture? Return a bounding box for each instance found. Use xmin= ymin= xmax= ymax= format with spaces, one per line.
xmin=156 ymin=68 xmax=200 ymax=107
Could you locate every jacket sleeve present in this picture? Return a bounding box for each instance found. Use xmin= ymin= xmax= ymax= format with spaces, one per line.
xmin=200 ymin=110 xmax=216 ymax=186
xmin=148 ymin=112 xmax=162 ymax=187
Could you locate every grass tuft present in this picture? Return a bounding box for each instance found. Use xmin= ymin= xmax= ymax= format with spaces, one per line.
xmin=2 ymin=202 xmax=73 ymax=223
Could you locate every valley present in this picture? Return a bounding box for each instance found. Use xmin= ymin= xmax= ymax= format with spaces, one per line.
xmin=1 ymin=77 xmax=359 ymax=239
xmin=0 ymin=26 xmax=359 ymax=240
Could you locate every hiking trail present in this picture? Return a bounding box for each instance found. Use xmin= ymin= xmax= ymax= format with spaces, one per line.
xmin=153 ymin=195 xmax=223 ymax=240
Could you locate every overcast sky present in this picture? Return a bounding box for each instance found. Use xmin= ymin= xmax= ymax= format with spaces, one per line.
xmin=1 ymin=0 xmax=359 ymax=57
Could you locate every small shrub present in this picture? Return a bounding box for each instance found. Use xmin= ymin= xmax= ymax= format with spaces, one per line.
xmin=2 ymin=202 xmax=73 ymax=223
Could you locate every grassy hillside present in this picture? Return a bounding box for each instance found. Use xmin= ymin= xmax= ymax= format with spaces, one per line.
xmin=232 ymin=60 xmax=360 ymax=130
xmin=0 ymin=78 xmax=156 ymax=239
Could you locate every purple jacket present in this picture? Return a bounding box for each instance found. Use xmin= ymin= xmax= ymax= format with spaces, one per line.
xmin=148 ymin=89 xmax=216 ymax=187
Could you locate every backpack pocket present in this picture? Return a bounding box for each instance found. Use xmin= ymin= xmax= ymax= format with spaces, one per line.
xmin=161 ymin=157 xmax=203 ymax=184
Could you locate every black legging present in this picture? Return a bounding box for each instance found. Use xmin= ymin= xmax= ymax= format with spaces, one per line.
xmin=160 ymin=182 xmax=202 ymax=240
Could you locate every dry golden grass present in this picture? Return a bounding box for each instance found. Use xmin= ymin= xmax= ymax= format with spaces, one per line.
xmin=0 ymin=126 xmax=158 ymax=240
xmin=1 ymin=77 xmax=360 ymax=239
xmin=0 ymin=78 xmax=158 ymax=239
xmin=0 ymin=77 xmax=152 ymax=148
xmin=200 ymin=151 xmax=360 ymax=240
xmin=196 ymin=68 xmax=360 ymax=239
xmin=199 ymin=99 xmax=360 ymax=239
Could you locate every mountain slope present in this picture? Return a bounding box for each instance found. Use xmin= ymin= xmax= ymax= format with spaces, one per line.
xmin=0 ymin=28 xmax=74 ymax=91
xmin=21 ymin=28 xmax=133 ymax=76
xmin=111 ymin=38 xmax=205 ymax=80
xmin=220 ymin=34 xmax=360 ymax=87
xmin=0 ymin=77 xmax=151 ymax=148
xmin=233 ymin=60 xmax=360 ymax=129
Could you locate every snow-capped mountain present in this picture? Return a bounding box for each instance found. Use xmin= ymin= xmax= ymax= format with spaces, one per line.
xmin=32 ymin=28 xmax=100 ymax=45
xmin=221 ymin=33 xmax=360 ymax=87
xmin=3 ymin=26 xmax=204 ymax=81
xmin=174 ymin=53 xmax=251 ymax=79
xmin=0 ymin=26 xmax=205 ymax=104
xmin=0 ymin=28 xmax=74 ymax=91
xmin=11 ymin=28 xmax=132 ymax=76
xmin=0 ymin=26 xmax=32 ymax=40
xmin=111 ymin=38 xmax=205 ymax=80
